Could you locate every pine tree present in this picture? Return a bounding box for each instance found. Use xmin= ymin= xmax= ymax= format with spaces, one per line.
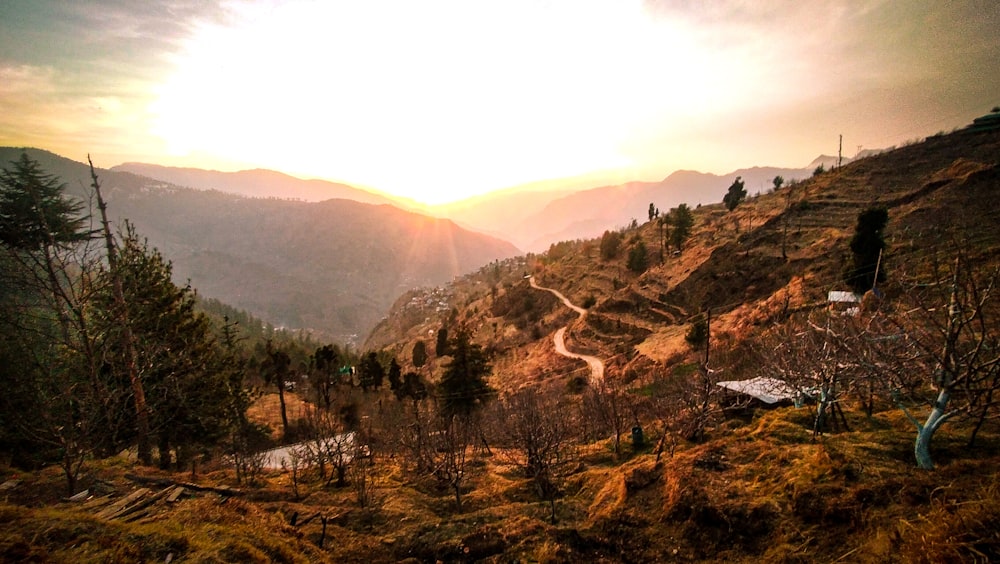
xmin=0 ymin=153 xmax=88 ymax=250
xmin=669 ymin=204 xmax=695 ymax=251
xmin=723 ymin=176 xmax=747 ymax=212
xmin=627 ymin=240 xmax=649 ymax=273
xmin=92 ymin=223 xmax=232 ymax=468
xmin=313 ymin=344 xmax=340 ymax=409
xmin=359 ymin=351 xmax=384 ymax=391
xmin=438 ymin=326 xmax=494 ymax=419
xmin=600 ymin=230 xmax=623 ymax=261
xmin=388 ymin=357 xmax=403 ymax=397
xmin=846 ymin=207 xmax=888 ymax=293
xmin=435 ymin=325 xmax=450 ymax=356
xmin=412 ymin=340 xmax=428 ymax=370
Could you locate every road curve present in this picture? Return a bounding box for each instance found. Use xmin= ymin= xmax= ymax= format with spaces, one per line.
xmin=529 ymin=276 xmax=605 ymax=383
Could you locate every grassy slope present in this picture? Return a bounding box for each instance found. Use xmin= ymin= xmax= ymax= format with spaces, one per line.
xmin=3 ymin=127 xmax=999 ymax=562
xmin=3 ymin=408 xmax=997 ymax=562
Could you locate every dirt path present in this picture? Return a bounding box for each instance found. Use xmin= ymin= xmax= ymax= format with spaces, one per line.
xmin=529 ymin=276 xmax=604 ymax=384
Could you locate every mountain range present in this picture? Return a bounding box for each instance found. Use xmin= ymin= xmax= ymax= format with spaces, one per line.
xmin=117 ymin=158 xmax=834 ymax=254
xmin=0 ymin=148 xmax=519 ymax=341
xmin=1 ymin=146 xmax=877 ymax=340
xmin=111 ymin=162 xmax=399 ymax=206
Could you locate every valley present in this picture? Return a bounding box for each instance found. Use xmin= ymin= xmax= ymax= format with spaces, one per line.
xmin=2 ymin=119 xmax=999 ymax=562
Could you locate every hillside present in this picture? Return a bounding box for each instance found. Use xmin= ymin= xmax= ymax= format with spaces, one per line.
xmin=2 ymin=124 xmax=998 ymax=563
xmin=0 ymin=148 xmax=520 ymax=340
xmin=445 ymin=163 xmax=815 ymax=252
xmin=369 ymin=125 xmax=999 ymax=384
xmin=111 ymin=162 xmax=398 ymax=206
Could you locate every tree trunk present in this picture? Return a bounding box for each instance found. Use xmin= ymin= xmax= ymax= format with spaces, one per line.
xmin=968 ymin=387 xmax=994 ymax=448
xmin=914 ymin=389 xmax=951 ymax=470
xmin=277 ymin=383 xmax=289 ymax=438
xmin=89 ymin=159 xmax=151 ymax=466
xmin=158 ymin=434 xmax=171 ymax=470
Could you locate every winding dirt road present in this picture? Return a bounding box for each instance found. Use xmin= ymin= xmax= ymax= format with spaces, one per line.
xmin=529 ymin=276 xmax=605 ymax=384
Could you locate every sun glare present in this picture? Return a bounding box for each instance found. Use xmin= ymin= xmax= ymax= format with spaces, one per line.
xmin=150 ymin=1 xmax=742 ymax=204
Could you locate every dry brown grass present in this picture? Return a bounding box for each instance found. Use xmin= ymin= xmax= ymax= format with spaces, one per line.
xmin=3 ymin=402 xmax=1000 ymax=562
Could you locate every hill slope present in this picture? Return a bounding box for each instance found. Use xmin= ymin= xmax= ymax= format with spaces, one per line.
xmin=447 ymin=163 xmax=812 ymax=252
xmin=0 ymin=148 xmax=520 ymax=340
xmin=111 ymin=162 xmax=397 ymax=206
xmin=2 ymin=125 xmax=999 ymax=563
xmin=368 ymin=125 xmax=1000 ymax=391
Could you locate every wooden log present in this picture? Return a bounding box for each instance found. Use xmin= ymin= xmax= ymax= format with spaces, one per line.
xmin=124 ymin=474 xmax=243 ymax=496
xmin=95 ymin=488 xmax=150 ymax=520
xmin=107 ymin=486 xmax=173 ymax=521
xmin=81 ymin=494 xmax=116 ymax=512
xmin=166 ymin=486 xmax=185 ymax=503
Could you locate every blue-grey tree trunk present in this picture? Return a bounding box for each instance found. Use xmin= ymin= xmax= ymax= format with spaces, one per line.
xmin=914 ymin=389 xmax=951 ymax=470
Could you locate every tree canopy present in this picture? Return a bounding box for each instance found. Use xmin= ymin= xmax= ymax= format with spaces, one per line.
xmin=668 ymin=204 xmax=695 ymax=251
xmin=600 ymin=230 xmax=623 ymax=261
xmin=0 ymin=153 xmax=89 ymax=250
xmin=438 ymin=326 xmax=494 ymax=419
xmin=627 ymin=240 xmax=649 ymax=273
xmin=846 ymin=207 xmax=888 ymax=293
xmin=723 ymin=176 xmax=747 ymax=212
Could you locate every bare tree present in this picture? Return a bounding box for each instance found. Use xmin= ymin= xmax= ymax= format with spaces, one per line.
xmin=493 ymin=388 xmax=576 ymax=523
xmin=889 ymin=256 xmax=1000 ymax=469
xmin=350 ymin=439 xmax=378 ymax=510
xmin=433 ymin=414 xmax=473 ymax=512
xmin=583 ymin=379 xmax=634 ymax=458
xmin=763 ymin=314 xmax=855 ymax=437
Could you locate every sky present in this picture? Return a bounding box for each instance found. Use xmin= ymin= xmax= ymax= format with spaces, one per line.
xmin=1 ymin=1 xmax=998 ymax=205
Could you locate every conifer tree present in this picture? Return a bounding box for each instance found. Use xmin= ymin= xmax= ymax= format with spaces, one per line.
xmin=668 ymin=204 xmax=695 ymax=251
xmin=438 ymin=326 xmax=494 ymax=420
xmin=92 ymin=223 xmax=232 ymax=468
xmin=0 ymin=153 xmax=88 ymax=250
xmin=359 ymin=351 xmax=384 ymax=391
xmin=723 ymin=176 xmax=746 ymax=212
xmin=412 ymin=339 xmax=428 ymax=370
xmin=846 ymin=207 xmax=888 ymax=293
xmin=435 ymin=325 xmax=450 ymax=356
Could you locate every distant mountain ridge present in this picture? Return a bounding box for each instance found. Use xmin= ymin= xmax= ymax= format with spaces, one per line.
xmin=112 ymin=162 xmax=397 ymax=206
xmin=509 ymin=165 xmax=815 ymax=251
xmin=114 ymin=157 xmax=853 ymax=254
xmin=1 ymin=148 xmax=520 ymax=341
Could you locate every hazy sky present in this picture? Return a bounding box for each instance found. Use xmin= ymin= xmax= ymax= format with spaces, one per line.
xmin=1 ymin=1 xmax=997 ymax=204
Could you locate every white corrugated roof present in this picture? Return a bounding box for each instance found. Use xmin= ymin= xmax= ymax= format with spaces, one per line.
xmin=828 ymin=291 xmax=861 ymax=303
xmin=716 ymin=377 xmax=798 ymax=404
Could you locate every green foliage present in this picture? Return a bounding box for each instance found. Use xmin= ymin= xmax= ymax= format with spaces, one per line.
xmin=358 ymin=351 xmax=384 ymax=391
xmin=685 ymin=314 xmax=709 ymax=350
xmin=600 ymin=230 xmax=623 ymax=261
xmin=627 ymin=240 xmax=649 ymax=273
xmin=90 ymin=222 xmax=239 ymax=467
xmin=648 ymin=202 xmax=659 ymax=222
xmin=435 ymin=325 xmax=450 ymax=356
xmin=438 ymin=326 xmax=494 ymax=419
xmin=668 ymin=204 xmax=695 ymax=251
xmin=773 ymin=175 xmax=784 ymax=191
xmin=311 ymin=344 xmax=340 ymax=408
xmin=547 ymin=240 xmax=576 ymax=261
xmin=813 ymin=164 xmax=826 ymax=176
xmin=723 ymin=176 xmax=747 ymax=212
xmin=400 ymin=371 xmax=428 ymax=402
xmin=411 ymin=339 xmax=428 ymax=369
xmin=845 ymin=207 xmax=888 ymax=293
xmin=387 ymin=357 xmax=402 ymax=394
xmin=0 ymin=153 xmax=89 ymax=250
